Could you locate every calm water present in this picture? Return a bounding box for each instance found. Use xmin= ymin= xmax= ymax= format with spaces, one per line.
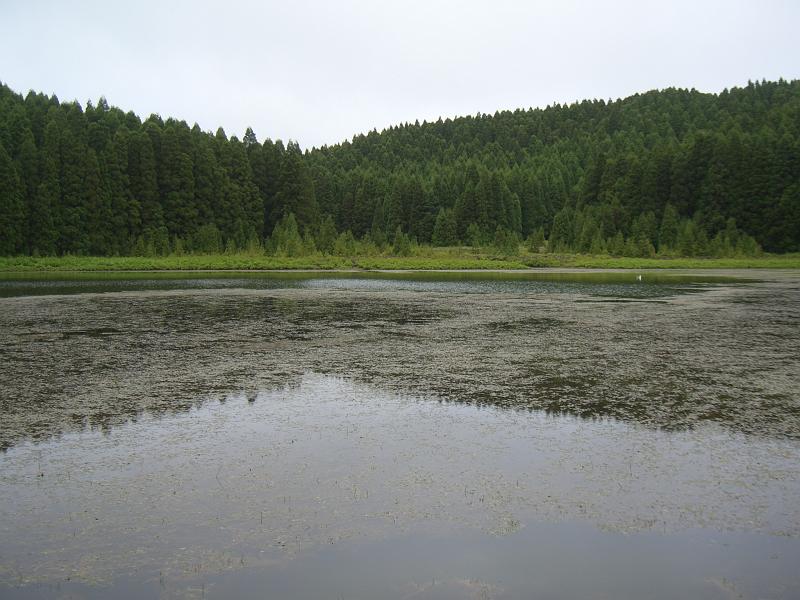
xmin=1 ymin=270 xmax=798 ymax=599
xmin=0 ymin=269 xmax=748 ymax=298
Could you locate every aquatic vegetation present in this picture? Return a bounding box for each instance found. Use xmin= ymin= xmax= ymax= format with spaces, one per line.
xmin=1 ymin=270 xmax=799 ymax=598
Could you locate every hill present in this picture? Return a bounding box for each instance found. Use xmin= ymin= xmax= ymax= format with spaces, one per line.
xmin=1 ymin=79 xmax=798 ymax=257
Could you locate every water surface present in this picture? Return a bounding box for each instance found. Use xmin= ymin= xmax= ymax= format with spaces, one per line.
xmin=1 ymin=270 xmax=798 ymax=598
xmin=0 ymin=268 xmax=753 ymax=298
xmin=2 ymin=375 xmax=799 ymax=599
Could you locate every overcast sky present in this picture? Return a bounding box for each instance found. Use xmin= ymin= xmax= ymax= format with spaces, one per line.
xmin=1 ymin=0 xmax=798 ymax=149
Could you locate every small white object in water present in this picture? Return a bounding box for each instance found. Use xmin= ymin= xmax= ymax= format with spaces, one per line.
xmin=636 ymin=275 xmax=642 ymax=281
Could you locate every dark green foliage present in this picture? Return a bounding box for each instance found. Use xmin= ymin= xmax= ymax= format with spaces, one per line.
xmin=465 ymin=223 xmax=484 ymax=247
xmin=315 ymin=214 xmax=338 ymax=255
xmin=549 ymin=207 xmax=574 ymax=253
xmin=493 ymin=227 xmax=520 ymax=256
xmin=392 ymin=226 xmax=412 ymax=256
xmin=271 ymin=141 xmax=318 ymax=229
xmin=159 ymin=120 xmax=196 ymax=238
xmin=27 ymin=182 xmax=57 ymax=255
xmin=432 ymin=208 xmax=458 ymax=246
xmin=527 ymin=226 xmax=546 ymax=253
xmin=333 ymin=230 xmax=357 ymax=256
xmin=268 ymin=212 xmax=303 ymax=256
xmin=191 ymin=223 xmax=223 ymax=253
xmin=0 ymin=79 xmax=798 ymax=256
xmin=658 ymin=203 xmax=680 ymax=252
xmin=0 ymin=142 xmax=25 ymax=254
xmin=128 ymin=130 xmax=162 ymax=235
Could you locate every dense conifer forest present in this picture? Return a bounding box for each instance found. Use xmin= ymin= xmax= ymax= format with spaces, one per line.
xmin=0 ymin=79 xmax=798 ymax=258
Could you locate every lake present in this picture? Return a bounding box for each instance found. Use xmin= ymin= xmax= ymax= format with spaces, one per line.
xmin=1 ymin=270 xmax=799 ymax=599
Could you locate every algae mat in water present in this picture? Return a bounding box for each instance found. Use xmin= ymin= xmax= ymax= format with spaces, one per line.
xmin=1 ymin=270 xmax=798 ymax=598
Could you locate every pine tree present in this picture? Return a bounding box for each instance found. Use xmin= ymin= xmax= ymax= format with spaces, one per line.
xmin=549 ymin=207 xmax=575 ymax=253
xmin=57 ymin=127 xmax=91 ymax=254
xmin=85 ymin=148 xmax=113 ymax=254
xmin=392 ymin=225 xmax=412 ymax=256
xmin=28 ymin=182 xmax=56 ymax=255
xmin=104 ymin=130 xmax=138 ymax=253
xmin=527 ymin=226 xmax=545 ymax=253
xmin=431 ymin=208 xmax=458 ymax=246
xmin=352 ymin=172 xmax=383 ymax=237
xmin=2 ymin=79 xmax=800 ymax=257
xmin=658 ymin=203 xmax=680 ymax=252
xmin=316 ymin=214 xmax=338 ymax=254
xmin=159 ymin=121 xmax=196 ymax=238
xmin=0 ymin=142 xmax=25 ymax=254
xmin=272 ymin=141 xmax=318 ymax=228
xmin=128 ymin=131 xmax=163 ymax=235
xmin=268 ymin=212 xmax=303 ymax=256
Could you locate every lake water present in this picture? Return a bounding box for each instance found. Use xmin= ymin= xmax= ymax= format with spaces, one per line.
xmin=1 ymin=270 xmax=799 ymax=599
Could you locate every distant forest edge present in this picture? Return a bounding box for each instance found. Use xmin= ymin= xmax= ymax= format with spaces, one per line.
xmin=0 ymin=79 xmax=798 ymax=259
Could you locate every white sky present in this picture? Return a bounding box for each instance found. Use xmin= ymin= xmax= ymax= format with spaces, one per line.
xmin=1 ymin=0 xmax=798 ymax=149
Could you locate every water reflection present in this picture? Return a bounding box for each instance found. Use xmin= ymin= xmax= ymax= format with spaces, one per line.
xmin=0 ymin=272 xmax=797 ymax=451
xmin=0 ymin=269 xmax=753 ymax=299
xmin=1 ymin=374 xmax=799 ymax=599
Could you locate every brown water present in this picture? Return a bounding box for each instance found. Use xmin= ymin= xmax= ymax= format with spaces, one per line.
xmin=0 ymin=270 xmax=798 ymax=599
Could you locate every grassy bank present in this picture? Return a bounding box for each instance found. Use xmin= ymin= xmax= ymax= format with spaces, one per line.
xmin=0 ymin=253 xmax=525 ymax=272
xmin=536 ymin=254 xmax=800 ymax=269
xmin=0 ymin=250 xmax=798 ymax=273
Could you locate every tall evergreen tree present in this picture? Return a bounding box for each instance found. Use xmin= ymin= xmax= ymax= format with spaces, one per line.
xmin=271 ymin=141 xmax=318 ymax=229
xmin=432 ymin=208 xmax=458 ymax=246
xmin=1 ymin=79 xmax=799 ymax=256
xmin=128 ymin=131 xmax=163 ymax=235
xmin=0 ymin=142 xmax=24 ymax=254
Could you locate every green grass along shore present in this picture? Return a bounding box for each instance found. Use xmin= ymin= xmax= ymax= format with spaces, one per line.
xmin=1 ymin=251 xmax=799 ymax=273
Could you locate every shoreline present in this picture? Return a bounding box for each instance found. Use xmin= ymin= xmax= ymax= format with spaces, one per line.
xmin=1 ymin=267 xmax=795 ymax=285
xmin=1 ymin=253 xmax=799 ymax=274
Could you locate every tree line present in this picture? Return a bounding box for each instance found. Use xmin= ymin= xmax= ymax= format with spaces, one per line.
xmin=0 ymin=79 xmax=798 ymax=257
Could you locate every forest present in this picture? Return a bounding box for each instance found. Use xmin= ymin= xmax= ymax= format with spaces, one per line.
xmin=0 ymin=79 xmax=798 ymax=258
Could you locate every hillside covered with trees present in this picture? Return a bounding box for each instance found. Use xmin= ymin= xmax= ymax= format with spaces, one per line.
xmin=0 ymin=79 xmax=798 ymax=258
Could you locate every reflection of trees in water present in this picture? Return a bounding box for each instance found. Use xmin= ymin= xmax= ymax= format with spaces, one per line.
xmin=0 ymin=291 xmax=448 ymax=450
xmin=1 ymin=277 xmax=799 ymax=450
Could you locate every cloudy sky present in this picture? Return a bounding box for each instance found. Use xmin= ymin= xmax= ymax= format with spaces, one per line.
xmin=1 ymin=0 xmax=797 ymax=148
